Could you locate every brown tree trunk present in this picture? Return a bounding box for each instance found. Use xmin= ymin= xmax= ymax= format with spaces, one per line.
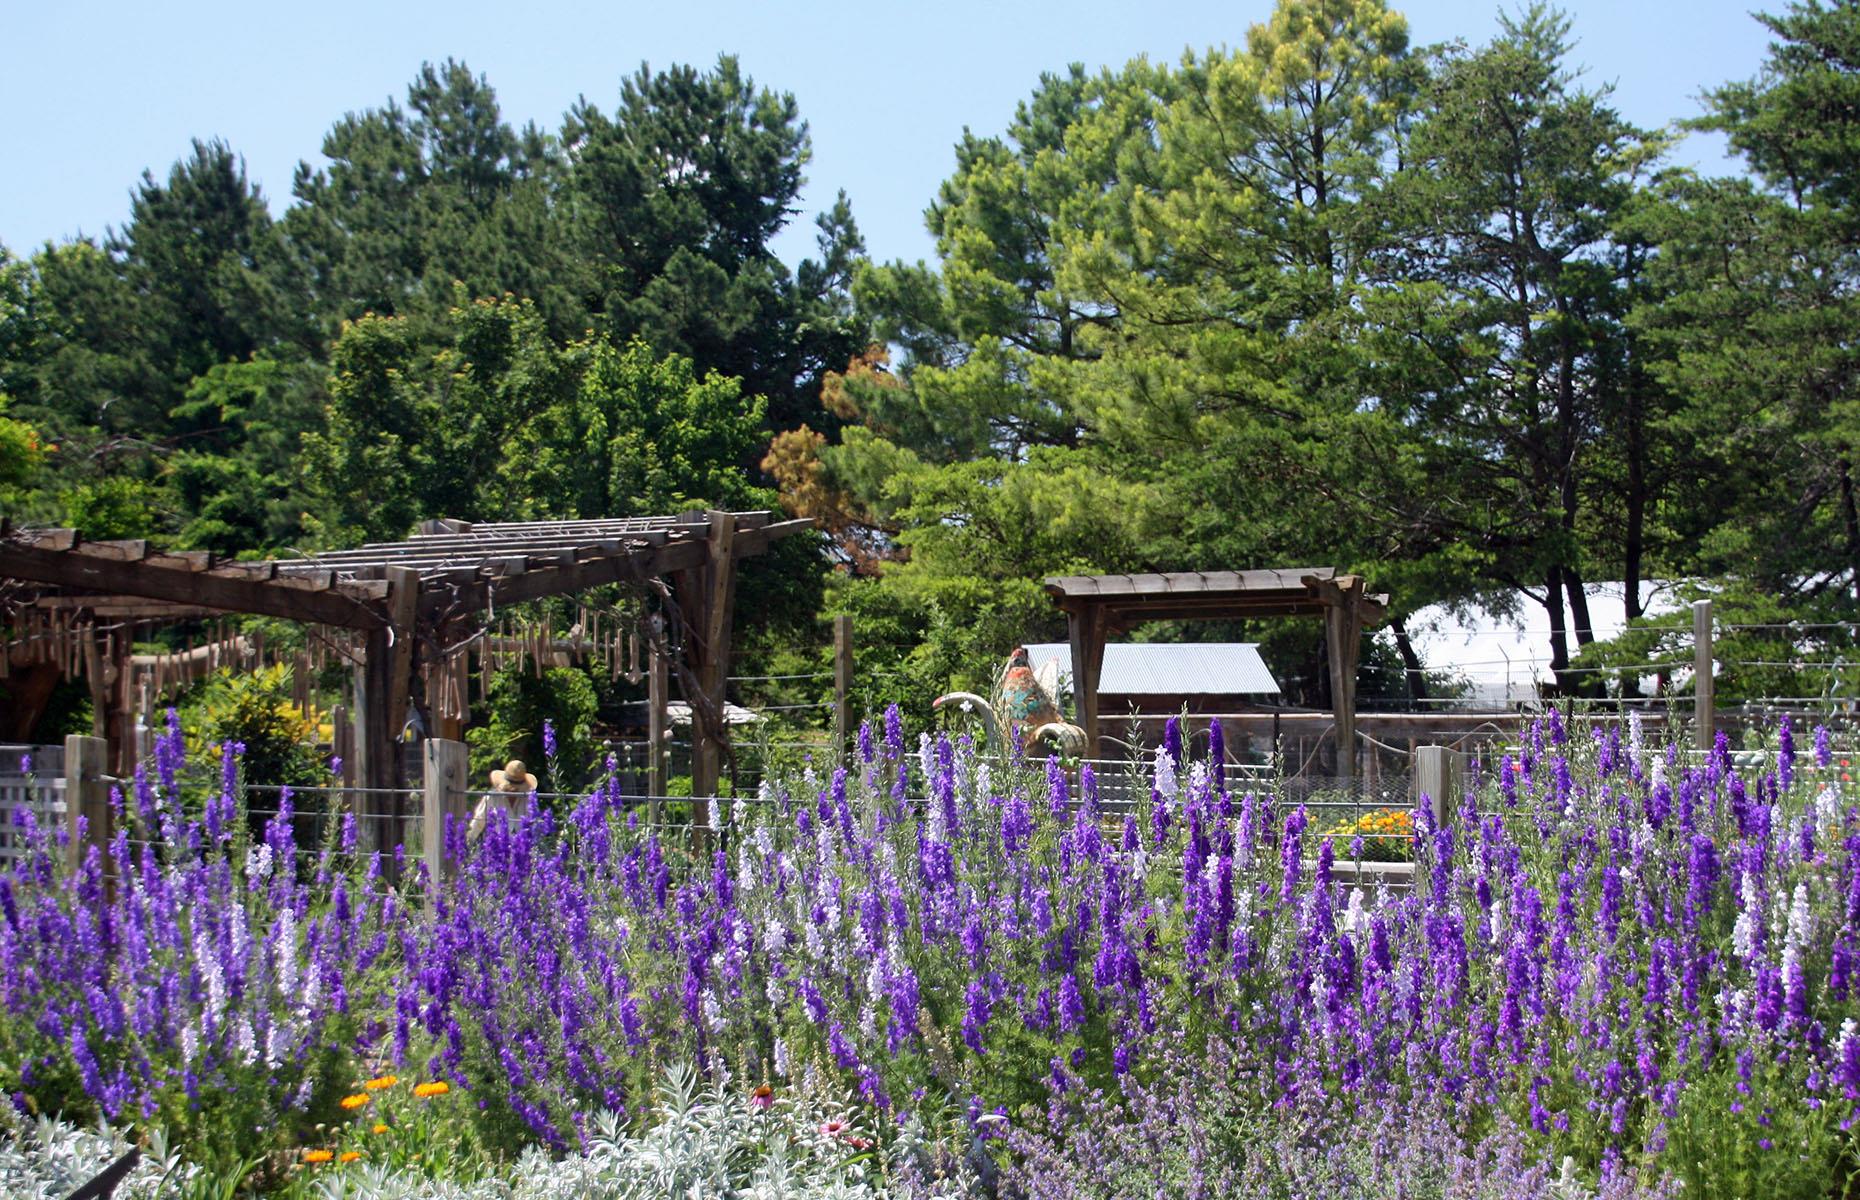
xmin=1564 ymin=566 xmax=1596 ymax=648
xmin=1545 ymin=569 xmax=1571 ymax=696
xmin=1841 ymin=457 xmax=1860 ymax=605
xmin=1624 ymin=310 xmax=1649 ymax=621
xmin=1390 ymin=616 xmax=1430 ymax=702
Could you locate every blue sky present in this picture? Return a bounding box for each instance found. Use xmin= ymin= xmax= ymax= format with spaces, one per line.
xmin=1 ymin=0 xmax=1770 ymax=272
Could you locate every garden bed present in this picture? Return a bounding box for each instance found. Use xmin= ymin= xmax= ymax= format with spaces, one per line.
xmin=0 ymin=711 xmax=1851 ymax=1197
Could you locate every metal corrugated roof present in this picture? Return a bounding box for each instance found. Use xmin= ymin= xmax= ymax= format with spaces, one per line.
xmin=1023 ymin=643 xmax=1280 ymax=696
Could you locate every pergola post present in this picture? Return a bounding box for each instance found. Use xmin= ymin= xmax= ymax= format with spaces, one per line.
xmin=1317 ymin=575 xmax=1367 ymax=783
xmin=686 ymin=511 xmax=737 ymax=812
xmin=85 ymin=627 xmax=135 ymax=781
xmin=1065 ymin=604 xmax=1108 ymax=760
xmin=353 ymin=627 xmax=394 ymax=848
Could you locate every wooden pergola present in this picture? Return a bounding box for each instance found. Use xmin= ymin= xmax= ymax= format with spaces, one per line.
xmin=0 ymin=510 xmax=808 ymax=810
xmin=1044 ymin=568 xmax=1388 ymax=774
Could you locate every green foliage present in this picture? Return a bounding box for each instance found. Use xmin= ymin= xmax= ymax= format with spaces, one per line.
xmin=512 ymin=335 xmax=767 ymax=519
xmin=304 ymin=297 xmax=769 ymax=546
xmin=0 ymin=395 xmax=50 ymax=519
xmin=62 ymin=475 xmax=166 ymax=539
xmin=466 ymin=663 xmax=598 ymax=791
xmin=176 ymin=664 xmax=324 ymax=791
xmin=1625 ymin=0 xmax=1860 ymax=612
xmin=167 ymin=357 xmax=326 ymax=552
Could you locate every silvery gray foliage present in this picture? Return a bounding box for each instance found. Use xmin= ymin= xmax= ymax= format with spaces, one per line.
xmin=306 ymin=1064 xmax=975 ymax=1200
xmin=0 ymin=1108 xmax=197 ymax=1200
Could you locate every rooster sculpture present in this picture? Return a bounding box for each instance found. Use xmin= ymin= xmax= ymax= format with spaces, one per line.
xmin=933 ymin=646 xmax=1088 ymax=757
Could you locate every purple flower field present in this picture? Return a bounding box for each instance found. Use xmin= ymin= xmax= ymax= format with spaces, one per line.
xmin=1 ymin=708 xmax=1857 ymax=1196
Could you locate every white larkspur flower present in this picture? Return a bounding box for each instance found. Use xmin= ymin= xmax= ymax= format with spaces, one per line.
xmin=234 ymin=1014 xmax=257 ymax=1065
xmin=195 ymin=928 xmax=227 ymax=1022
xmin=1817 ymin=784 xmax=1843 ymax=841
xmin=1153 ymin=747 xmax=1179 ymax=802
xmin=1343 ymin=886 xmax=1367 ymax=935
xmin=1785 ymin=881 xmax=1813 ymax=956
xmin=274 ymin=908 xmax=299 ymax=1000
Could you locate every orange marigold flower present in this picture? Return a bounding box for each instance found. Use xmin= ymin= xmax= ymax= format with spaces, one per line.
xmin=365 ymin=1074 xmax=399 ymax=1090
xmin=371 ymin=1122 xmax=390 ymax=1135
xmin=340 ymin=1093 xmax=370 ymax=1110
xmin=303 ymin=1149 xmax=334 ymax=1164
xmin=413 ymin=1081 xmax=450 ymax=1098
xmin=340 ymin=1151 xmax=362 ymax=1163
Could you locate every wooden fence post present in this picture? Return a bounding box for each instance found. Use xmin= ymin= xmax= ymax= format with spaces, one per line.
xmin=833 ymin=614 xmax=853 ymax=753
xmin=63 ymin=734 xmax=110 ymax=876
xmin=1694 ymin=598 xmax=1715 ymax=751
xmin=422 ymin=738 xmax=469 ymax=888
xmin=1413 ymin=744 xmax=1461 ymax=826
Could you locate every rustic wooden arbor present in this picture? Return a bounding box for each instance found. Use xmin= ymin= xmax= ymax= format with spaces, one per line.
xmin=1043 ymin=568 xmax=1388 ymax=775
xmin=0 ymin=511 xmax=807 ymax=811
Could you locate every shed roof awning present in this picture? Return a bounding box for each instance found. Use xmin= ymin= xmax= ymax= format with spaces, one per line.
xmin=1043 ymin=568 xmax=1385 ymax=629
xmin=1024 ymin=642 xmax=1280 ymax=696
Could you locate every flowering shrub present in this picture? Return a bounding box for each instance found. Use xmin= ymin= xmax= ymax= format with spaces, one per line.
xmin=5 ymin=708 xmax=1860 ymax=1195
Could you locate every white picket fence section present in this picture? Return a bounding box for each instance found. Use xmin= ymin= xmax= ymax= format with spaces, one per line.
xmin=0 ymin=743 xmax=65 ymax=865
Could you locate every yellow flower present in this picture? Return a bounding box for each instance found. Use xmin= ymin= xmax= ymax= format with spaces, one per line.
xmin=413 ymin=1080 xmax=450 ymax=1098
xmin=303 ymin=1149 xmax=334 ymax=1164
xmin=340 ymin=1151 xmax=362 ymax=1163
xmin=340 ymin=1093 xmax=371 ymax=1110
xmin=372 ymin=1122 xmax=390 ymax=1135
xmin=365 ymin=1074 xmax=399 ymax=1090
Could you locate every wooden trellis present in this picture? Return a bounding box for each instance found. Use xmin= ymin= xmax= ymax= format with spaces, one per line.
xmin=0 ymin=512 xmax=809 ymax=833
xmin=1044 ymin=568 xmax=1389 ymax=777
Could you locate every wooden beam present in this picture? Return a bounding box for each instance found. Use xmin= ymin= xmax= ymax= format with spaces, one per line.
xmin=354 ymin=626 xmax=398 ymax=857
xmin=689 ymin=511 xmax=737 ymax=812
xmin=31 ymin=595 xmax=230 ymax=620
xmin=0 ymin=540 xmax=387 ymax=629
xmin=383 ymin=566 xmax=421 ymax=750
xmin=1315 ymin=575 xmax=1367 ymax=783
xmin=64 ymin=735 xmax=111 ymax=878
xmin=1068 ymin=603 xmax=1107 ymax=759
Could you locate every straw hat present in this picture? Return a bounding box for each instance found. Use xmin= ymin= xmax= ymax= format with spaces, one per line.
xmin=490 ymin=759 xmax=538 ymax=792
